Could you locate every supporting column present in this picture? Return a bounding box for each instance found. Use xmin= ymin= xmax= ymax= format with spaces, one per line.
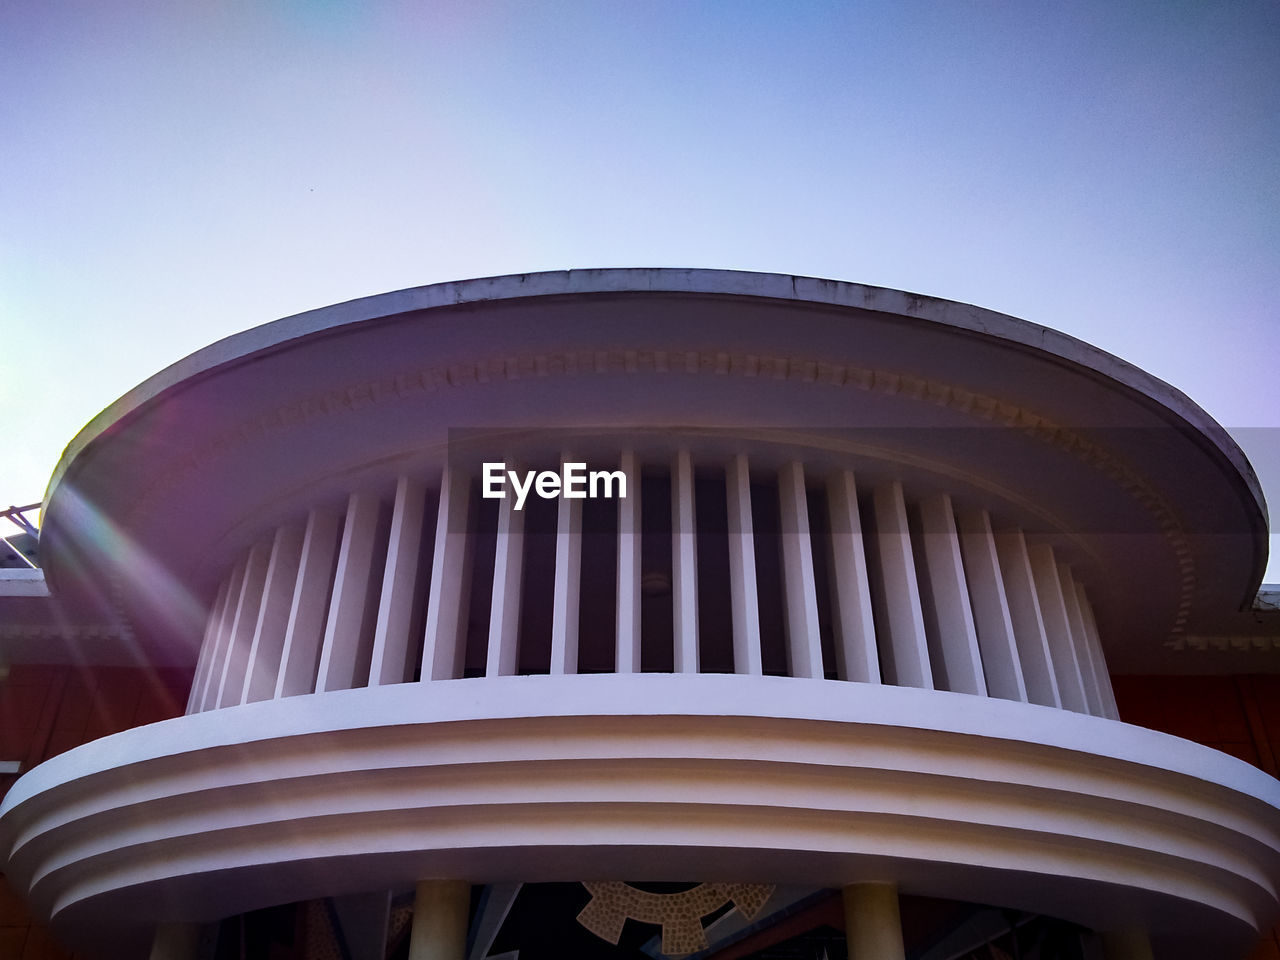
xmin=671 ymin=449 xmax=699 ymax=674
xmin=616 ymin=450 xmax=642 ymax=673
xmin=870 ymin=481 xmax=932 ymax=689
xmin=842 ymin=883 xmax=905 ymax=960
xmin=197 ymin=559 xmax=246 ymax=711
xmin=370 ymin=477 xmax=428 ymax=685
xmin=550 ymin=455 xmax=583 ymax=674
xmin=1077 ymin=586 xmax=1120 ymax=719
xmin=778 ymin=461 xmax=824 ymax=679
xmin=275 ymin=508 xmax=342 ymax=698
xmin=241 ymin=524 xmax=305 ymax=703
xmin=316 ymin=492 xmax=386 ymax=692
xmin=216 ymin=541 xmax=273 ymax=708
xmin=1101 ymin=928 xmax=1155 ymax=960
xmin=1029 ymin=544 xmax=1089 ymax=713
xmin=726 ymin=454 xmax=763 ymax=675
xmin=993 ymin=529 xmax=1060 ymax=709
xmin=826 ymin=470 xmax=879 ymax=684
xmin=915 ymin=494 xmax=986 ymax=695
xmin=1059 ymin=564 xmax=1105 ymax=716
xmin=487 ymin=479 xmax=525 ymax=677
xmin=149 ymin=922 xmax=203 ymax=960
xmin=186 ymin=578 xmax=231 ymax=715
xmin=408 ymin=880 xmax=470 ymax=960
xmin=955 ymin=508 xmax=1027 ymax=703
xmin=423 ymin=465 xmax=472 ymax=681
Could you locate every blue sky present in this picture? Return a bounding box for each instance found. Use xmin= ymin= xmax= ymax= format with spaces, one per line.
xmin=3 ymin=1 xmax=1278 ymax=578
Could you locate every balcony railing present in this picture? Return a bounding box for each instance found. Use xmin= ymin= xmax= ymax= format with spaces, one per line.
xmin=185 ymin=450 xmax=1116 ymax=718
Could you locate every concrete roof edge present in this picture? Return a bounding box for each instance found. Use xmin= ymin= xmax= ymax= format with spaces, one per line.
xmin=43 ymin=268 xmax=1267 ymax=570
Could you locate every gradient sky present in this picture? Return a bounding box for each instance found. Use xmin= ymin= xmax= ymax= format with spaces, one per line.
xmin=3 ymin=1 xmax=1278 ymax=578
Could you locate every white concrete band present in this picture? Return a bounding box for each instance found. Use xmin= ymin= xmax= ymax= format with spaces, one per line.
xmin=6 ymin=675 xmax=1276 ymax=957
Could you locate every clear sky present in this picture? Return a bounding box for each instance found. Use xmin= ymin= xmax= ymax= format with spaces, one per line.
xmin=3 ymin=1 xmax=1278 ymax=578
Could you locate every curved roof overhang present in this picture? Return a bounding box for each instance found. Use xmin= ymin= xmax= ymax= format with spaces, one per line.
xmin=35 ymin=269 xmax=1269 ymax=672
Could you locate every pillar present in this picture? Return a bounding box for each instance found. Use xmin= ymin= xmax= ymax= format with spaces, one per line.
xmin=842 ymin=883 xmax=905 ymax=960
xmin=778 ymin=461 xmax=824 ymax=679
xmin=371 ymin=477 xmax=428 ymax=685
xmin=550 ymin=454 xmax=583 ymax=674
xmin=149 ymin=922 xmax=203 ymax=960
xmin=870 ymin=482 xmax=931 ymax=689
xmin=316 ymin=492 xmax=385 ymax=692
xmin=1101 ymin=928 xmax=1155 ymax=960
xmin=408 ymin=880 xmax=470 ymax=960
xmin=671 ymin=449 xmax=699 ymax=673
xmin=275 ymin=508 xmax=342 ymax=697
xmin=726 ymin=454 xmax=763 ymax=675
xmin=615 ymin=449 xmax=642 ymax=673
xmin=486 ymin=481 xmax=525 ymax=677
xmin=423 ymin=465 xmax=472 ymax=681
xmin=826 ymin=469 xmax=878 ymax=684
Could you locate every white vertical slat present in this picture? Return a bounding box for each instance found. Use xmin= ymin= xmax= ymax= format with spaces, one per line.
xmin=550 ymin=455 xmax=583 ymax=675
xmin=486 ymin=482 xmax=525 ymax=677
xmin=1059 ymin=568 xmax=1100 ymax=716
xmin=241 ymin=525 xmax=305 ymax=704
xmin=316 ymin=492 xmax=385 ymax=692
xmin=198 ymin=559 xmax=246 ymax=711
xmin=1076 ymin=585 xmax=1120 ymax=719
xmin=275 ymin=509 xmax=342 ymax=698
xmin=1029 ymin=543 xmax=1089 ymax=713
xmin=369 ymin=477 xmax=427 ymax=686
xmin=916 ymin=494 xmax=987 ymax=696
xmin=671 ymin=449 xmax=700 ymax=674
xmin=778 ymin=461 xmax=825 ymax=680
xmin=955 ymin=508 xmax=1027 ymax=703
xmin=726 ymin=454 xmax=763 ymax=675
xmin=422 ymin=464 xmax=472 ymax=681
xmin=216 ymin=541 xmax=272 ymax=708
xmin=871 ymin=481 xmax=933 ymax=689
xmin=826 ymin=470 xmax=879 ymax=684
xmin=615 ymin=450 xmax=642 ymax=673
xmin=186 ymin=578 xmax=231 ymax=714
xmin=1059 ymin=564 xmax=1104 ymax=716
xmin=993 ymin=529 xmax=1061 ymax=708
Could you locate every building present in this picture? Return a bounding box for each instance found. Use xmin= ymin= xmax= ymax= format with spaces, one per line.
xmin=2 ymin=268 xmax=1278 ymax=960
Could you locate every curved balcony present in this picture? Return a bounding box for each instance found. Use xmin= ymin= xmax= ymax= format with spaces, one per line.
xmin=3 ymin=676 xmax=1278 ymax=957
xmin=3 ymin=270 xmax=1276 ymax=958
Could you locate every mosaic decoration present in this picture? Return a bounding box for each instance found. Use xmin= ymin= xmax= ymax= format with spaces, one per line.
xmin=577 ymin=882 xmax=774 ymax=957
xmin=300 ymin=899 xmax=344 ymax=960
xmin=387 ymin=902 xmax=413 ymax=956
